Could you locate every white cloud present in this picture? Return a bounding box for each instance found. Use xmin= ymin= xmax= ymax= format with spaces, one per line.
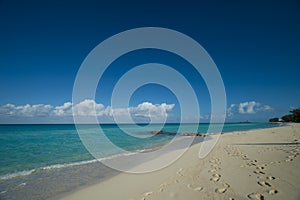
xmin=72 ymin=99 xmax=105 ymax=116
xmin=0 ymin=100 xmax=175 ymax=122
xmin=0 ymin=103 xmax=53 ymax=117
xmin=227 ymin=101 xmax=273 ymax=116
xmin=258 ymin=105 xmax=273 ymax=112
xmin=53 ymin=102 xmax=72 ymax=116
xmin=130 ymin=102 xmax=174 ymax=119
xmin=238 ymin=101 xmax=258 ymax=114
xmin=227 ymin=104 xmax=236 ymax=117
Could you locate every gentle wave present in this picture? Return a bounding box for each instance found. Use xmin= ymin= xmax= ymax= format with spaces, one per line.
xmin=0 ymin=149 xmax=152 ymax=180
xmin=0 ymin=169 xmax=36 ymax=180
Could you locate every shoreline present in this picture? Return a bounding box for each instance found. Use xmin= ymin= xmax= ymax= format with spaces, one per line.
xmin=58 ymin=123 xmax=300 ymax=200
xmin=0 ymin=123 xmax=281 ymax=181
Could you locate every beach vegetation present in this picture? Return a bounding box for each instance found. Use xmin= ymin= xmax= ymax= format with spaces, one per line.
xmin=273 ymin=108 xmax=300 ymax=123
xmin=269 ymin=117 xmax=279 ymax=123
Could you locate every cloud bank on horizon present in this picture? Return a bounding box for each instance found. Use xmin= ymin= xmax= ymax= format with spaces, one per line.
xmin=0 ymin=99 xmax=175 ymax=124
xmin=0 ymin=99 xmax=274 ymax=124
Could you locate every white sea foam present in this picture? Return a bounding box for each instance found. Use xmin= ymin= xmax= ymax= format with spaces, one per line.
xmin=0 ymin=169 xmax=36 ymax=180
xmin=0 ymin=150 xmax=146 ymax=181
xmin=40 ymin=159 xmax=99 ymax=170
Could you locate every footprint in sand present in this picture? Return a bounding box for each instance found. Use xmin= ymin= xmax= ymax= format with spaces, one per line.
xmin=193 ymin=187 xmax=203 ymax=192
xmin=267 ymin=176 xmax=275 ymax=180
xmin=247 ymin=162 xmax=257 ymax=167
xmin=223 ymin=183 xmax=230 ymax=188
xmin=141 ymin=192 xmax=153 ymax=199
xmin=211 ymin=176 xmax=220 ymax=182
xmin=268 ymin=189 xmax=278 ymax=195
xmin=215 ymin=188 xmax=227 ymax=194
xmin=241 ymin=155 xmax=249 ymax=160
xmin=211 ymin=163 xmax=219 ymax=168
xmin=287 ymin=155 xmax=296 ymax=159
xmin=210 ymin=158 xmax=220 ymax=163
xmin=212 ymin=173 xmax=221 ymax=178
xmin=210 ymin=173 xmax=221 ymax=182
xmin=210 ymin=163 xmax=221 ymax=170
xmin=176 ymin=168 xmax=183 ymax=176
xmin=143 ymin=191 xmax=153 ymax=196
xmin=159 ymin=183 xmax=167 ymax=192
xmin=253 ymin=170 xmax=265 ymax=175
xmin=285 ymin=158 xmax=293 ymax=162
xmin=256 ymin=166 xmax=265 ymax=170
xmin=209 ymin=169 xmax=217 ymax=173
xmin=186 ymin=184 xmax=203 ymax=192
xmin=247 ymin=160 xmax=258 ymax=166
xmin=187 ymin=184 xmax=203 ymax=191
xmin=247 ymin=192 xmax=264 ymax=200
xmin=213 ymin=158 xmax=220 ymax=162
xmin=257 ymin=181 xmax=271 ymax=187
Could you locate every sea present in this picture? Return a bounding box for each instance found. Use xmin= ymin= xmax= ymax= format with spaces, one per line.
xmin=0 ymin=123 xmax=280 ymax=200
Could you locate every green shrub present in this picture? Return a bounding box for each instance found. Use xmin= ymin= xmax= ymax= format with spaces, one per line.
xmin=269 ymin=117 xmax=279 ymax=122
xmin=269 ymin=108 xmax=300 ymax=123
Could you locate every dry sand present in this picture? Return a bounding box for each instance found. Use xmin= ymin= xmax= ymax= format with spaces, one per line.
xmin=59 ymin=123 xmax=300 ymax=200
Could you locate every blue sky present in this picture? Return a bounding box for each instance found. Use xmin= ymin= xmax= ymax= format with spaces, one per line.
xmin=0 ymin=0 xmax=299 ymax=123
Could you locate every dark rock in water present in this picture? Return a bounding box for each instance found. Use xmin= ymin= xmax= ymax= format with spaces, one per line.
xmin=149 ymin=131 xmax=176 ymax=135
xmin=149 ymin=131 xmax=203 ymax=137
xmin=150 ymin=130 xmax=163 ymax=134
xmin=179 ymin=132 xmax=203 ymax=137
xmin=181 ymin=133 xmax=194 ymax=136
xmin=196 ymin=132 xmax=202 ymax=137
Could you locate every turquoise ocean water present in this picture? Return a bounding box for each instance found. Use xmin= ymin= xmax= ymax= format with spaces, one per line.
xmin=0 ymin=123 xmax=279 ymax=179
xmin=0 ymin=123 xmax=280 ymax=200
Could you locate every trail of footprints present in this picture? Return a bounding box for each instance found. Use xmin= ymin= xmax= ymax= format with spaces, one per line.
xmin=139 ymin=145 xmax=299 ymax=200
xmin=208 ymin=157 xmax=232 ymax=198
xmin=140 ymin=167 xmax=204 ymax=200
xmin=225 ymin=145 xmax=300 ymax=200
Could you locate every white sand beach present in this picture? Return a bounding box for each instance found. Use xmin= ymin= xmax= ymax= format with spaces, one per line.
xmin=59 ymin=123 xmax=300 ymax=200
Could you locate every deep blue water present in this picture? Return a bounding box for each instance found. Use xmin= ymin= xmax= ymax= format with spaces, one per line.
xmin=0 ymin=123 xmax=279 ymax=179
